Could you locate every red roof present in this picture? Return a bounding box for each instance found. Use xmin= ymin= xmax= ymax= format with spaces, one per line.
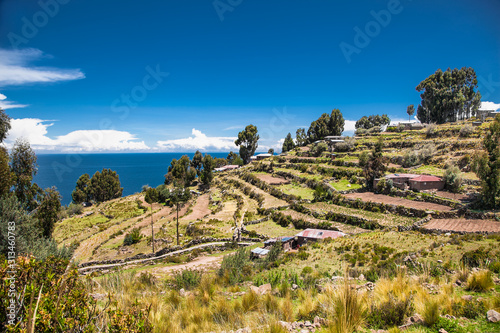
xmin=409 ymin=175 xmax=442 ymax=182
xmin=296 ymin=229 xmax=345 ymax=239
xmin=386 ymin=174 xmax=419 ymax=179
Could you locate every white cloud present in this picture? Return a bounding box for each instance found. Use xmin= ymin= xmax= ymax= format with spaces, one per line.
xmin=480 ymin=101 xmax=500 ymax=111
xmin=5 ymin=118 xmax=149 ymax=152
xmin=0 ymin=48 xmax=85 ymax=86
xmin=223 ymin=125 xmax=244 ymax=131
xmin=157 ymin=128 xmax=237 ymax=151
xmin=343 ymin=120 xmax=356 ymax=133
xmin=0 ymin=93 xmax=28 ymax=109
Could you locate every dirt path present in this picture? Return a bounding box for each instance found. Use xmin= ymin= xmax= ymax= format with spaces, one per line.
xmin=344 ymin=192 xmax=453 ymax=212
xmin=423 ymin=219 xmax=500 ymax=233
xmin=181 ymin=194 xmax=211 ymax=222
xmin=150 ymin=256 xmax=222 ymax=275
xmin=78 ymin=242 xmax=253 ymax=273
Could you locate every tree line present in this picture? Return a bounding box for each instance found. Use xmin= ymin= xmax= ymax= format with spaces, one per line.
xmin=0 ymin=108 xmax=71 ymax=260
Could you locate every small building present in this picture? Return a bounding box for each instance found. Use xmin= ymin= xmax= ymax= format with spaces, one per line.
xmin=251 ymin=247 xmax=270 ymax=259
xmin=384 ymin=173 xmax=421 ymax=190
xmin=264 ymin=236 xmax=296 ymax=251
xmin=255 ymin=153 xmax=272 ymax=160
xmin=295 ymin=228 xmax=346 ymax=246
xmin=325 ymin=136 xmax=347 ymax=141
xmin=408 ymin=175 xmax=445 ymax=191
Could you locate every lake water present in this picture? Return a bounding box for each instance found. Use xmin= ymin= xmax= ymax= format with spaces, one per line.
xmin=34 ymin=153 xmax=230 ymax=205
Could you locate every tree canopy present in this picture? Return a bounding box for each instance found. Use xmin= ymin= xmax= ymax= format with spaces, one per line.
xmin=406 ymin=105 xmax=415 ymax=122
xmin=472 ymin=114 xmax=500 ymax=208
xmin=35 ymin=187 xmax=62 ymax=238
xmin=355 ymin=114 xmax=390 ymax=130
xmin=235 ymin=124 xmax=259 ymax=164
xmin=282 ymin=132 xmax=295 ymax=153
xmin=89 ymin=169 xmax=123 ymax=203
xmin=416 ymin=67 xmax=481 ymax=124
xmin=71 ymin=173 xmax=91 ymax=204
xmin=295 ymin=128 xmax=307 ymax=147
xmin=307 ymin=109 xmax=345 ymax=142
xmin=200 ymin=154 xmax=216 ymax=187
xmin=363 ymin=137 xmax=387 ymax=190
xmin=0 ymin=107 xmax=11 ymax=143
xmin=165 ymin=155 xmax=196 ymax=186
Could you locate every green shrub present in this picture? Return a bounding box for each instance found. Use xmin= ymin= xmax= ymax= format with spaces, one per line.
xmin=366 ymin=295 xmax=413 ymax=329
xmin=489 ymin=261 xmax=500 ymax=273
xmin=173 ymin=268 xmax=203 ymax=290
xmin=461 ymin=248 xmax=488 ymax=267
xmin=301 ymin=266 xmax=313 ymax=275
xmin=432 ymin=317 xmax=465 ymax=333
xmin=452 ymin=299 xmax=486 ymax=319
xmin=365 ymin=269 xmax=379 ymax=282
xmin=123 ymin=227 xmax=142 ymax=246
xmin=218 ymin=247 xmax=252 ymax=284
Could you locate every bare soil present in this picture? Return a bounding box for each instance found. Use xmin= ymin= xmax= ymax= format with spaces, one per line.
xmin=181 ymin=194 xmax=211 ymax=221
xmin=150 ymin=255 xmax=222 ymax=276
xmin=256 ymin=174 xmax=290 ymax=185
xmin=344 ymin=192 xmax=453 ymax=212
xmin=423 ymin=219 xmax=500 ymax=233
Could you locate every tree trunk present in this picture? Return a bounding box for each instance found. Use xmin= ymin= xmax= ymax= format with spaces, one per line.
xmin=151 ymin=203 xmax=155 ymax=253
xmin=176 ymin=202 xmax=179 ymax=246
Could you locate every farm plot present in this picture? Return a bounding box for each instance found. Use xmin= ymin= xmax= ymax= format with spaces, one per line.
xmin=344 ymin=192 xmax=453 ymax=212
xmin=422 ymin=219 xmax=500 ymax=233
xmin=255 ymin=173 xmax=290 ymax=185
xmin=280 ymin=210 xmax=366 ymax=234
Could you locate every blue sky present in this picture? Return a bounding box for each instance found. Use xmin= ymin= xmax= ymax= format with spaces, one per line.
xmin=0 ymin=0 xmax=499 ymax=153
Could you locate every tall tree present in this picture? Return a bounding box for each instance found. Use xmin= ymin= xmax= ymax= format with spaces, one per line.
xmin=282 ymin=132 xmax=295 ymax=153
xmin=90 ymin=168 xmax=123 ymax=203
xmin=307 ymin=113 xmax=331 ymax=142
xmin=35 ymin=187 xmax=61 ymax=238
xmin=472 ymin=114 xmax=500 ymax=208
xmin=226 ymin=151 xmax=243 ymax=165
xmin=191 ymin=150 xmax=203 ymax=176
xmin=235 ymin=125 xmax=259 ymax=164
xmin=407 ymin=105 xmax=415 ymax=122
xmin=71 ymin=173 xmax=91 ymax=204
xmin=200 ymin=154 xmax=215 ymax=187
xmin=0 ymin=107 xmax=11 ymax=143
xmin=416 ymin=67 xmax=481 ymax=124
xmin=0 ymin=147 xmax=12 ymax=197
xmin=295 ymin=128 xmax=307 ymax=147
xmin=355 ymin=114 xmax=391 ymax=129
xmin=329 ymin=109 xmax=345 ymax=136
xmin=166 ymin=187 xmax=191 ymax=246
xmin=363 ymin=137 xmax=386 ymax=190
xmin=10 ymin=139 xmax=41 ymax=211
xmin=165 ymin=155 xmax=196 ymax=187
xmin=144 ymin=187 xmax=159 ymax=253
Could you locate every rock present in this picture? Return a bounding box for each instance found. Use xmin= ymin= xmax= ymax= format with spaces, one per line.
xmin=487 ymin=309 xmax=500 ymax=323
xmin=437 ymin=260 xmax=443 ymax=263
xmin=250 ymin=285 xmax=260 ymax=294
xmin=90 ymin=293 xmax=107 ymax=300
xmin=409 ymin=314 xmax=424 ymax=325
xmin=359 ymin=274 xmax=365 ymax=281
xmin=438 ymin=329 xmax=448 ymax=333
xmin=443 ymin=314 xmax=456 ymax=320
xmin=235 ymin=328 xmax=251 ymax=333
xmin=461 ymin=295 xmax=473 ymax=301
xmin=292 ymin=283 xmax=299 ymax=290
xmin=258 ymin=283 xmax=272 ymax=295
xmin=278 ymin=321 xmax=292 ymax=331
xmin=179 ymin=288 xmax=186 ymax=297
xmin=305 ymin=321 xmax=312 ymax=327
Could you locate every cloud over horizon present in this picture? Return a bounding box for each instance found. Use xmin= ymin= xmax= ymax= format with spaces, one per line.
xmin=0 ymin=48 xmax=85 ymax=86
xmin=157 ymin=128 xmax=238 ymax=151
xmin=5 ymin=118 xmax=149 ymax=152
xmin=480 ymin=101 xmax=500 ymax=111
xmin=0 ymin=93 xmax=28 ymax=109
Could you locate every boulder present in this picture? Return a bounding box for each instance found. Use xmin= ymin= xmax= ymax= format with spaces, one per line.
xmin=179 ymin=288 xmax=186 ymax=297
xmin=258 ymin=283 xmax=272 ymax=295
xmin=461 ymin=295 xmax=473 ymax=301
xmin=487 ymin=309 xmax=500 ymax=323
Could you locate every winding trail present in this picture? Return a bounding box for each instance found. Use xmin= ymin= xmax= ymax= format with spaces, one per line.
xmin=78 ymin=242 xmax=253 ymax=274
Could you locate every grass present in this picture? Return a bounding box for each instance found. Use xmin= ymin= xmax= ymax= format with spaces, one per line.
xmin=246 ymin=219 xmax=298 ymax=238
xmin=329 ymin=179 xmax=362 ymax=191
xmin=277 ymin=183 xmax=315 ymax=200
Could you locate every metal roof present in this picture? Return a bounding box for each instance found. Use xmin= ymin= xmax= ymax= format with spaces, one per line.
xmin=251 ymin=248 xmax=270 ymax=255
xmin=409 ymin=175 xmax=442 ymax=182
xmin=296 ymin=229 xmax=345 ymax=239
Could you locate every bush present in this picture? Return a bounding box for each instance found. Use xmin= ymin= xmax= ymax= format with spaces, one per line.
xmin=452 ymin=299 xmax=486 ymax=319
xmin=358 ymin=151 xmax=369 ymax=167
xmin=218 ymin=247 xmax=252 ymax=284
xmin=489 ymin=261 xmax=500 ymax=273
xmin=466 ymin=270 xmax=494 ymax=292
xmin=426 ymin=124 xmax=437 ymax=138
xmin=335 ymin=137 xmax=356 ymax=153
xmin=461 ymin=248 xmax=488 ymax=267
xmin=365 ymin=269 xmax=379 ymax=282
xmin=329 ymin=277 xmax=367 ymax=333
xmin=366 ymin=295 xmax=413 ymax=329
xmin=123 ymin=227 xmax=143 ymax=246
xmin=173 ymin=268 xmax=202 ymax=290
xmin=432 ymin=317 xmax=466 ymax=333
xmin=423 ymin=299 xmax=440 ymax=327
xmin=459 ymin=124 xmax=474 ymax=137
xmin=443 ymin=164 xmax=463 ymax=193
xmin=311 ymin=142 xmax=328 ymax=157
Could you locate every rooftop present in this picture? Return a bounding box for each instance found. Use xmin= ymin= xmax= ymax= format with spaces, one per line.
xmin=295 ymin=228 xmax=346 ymax=239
